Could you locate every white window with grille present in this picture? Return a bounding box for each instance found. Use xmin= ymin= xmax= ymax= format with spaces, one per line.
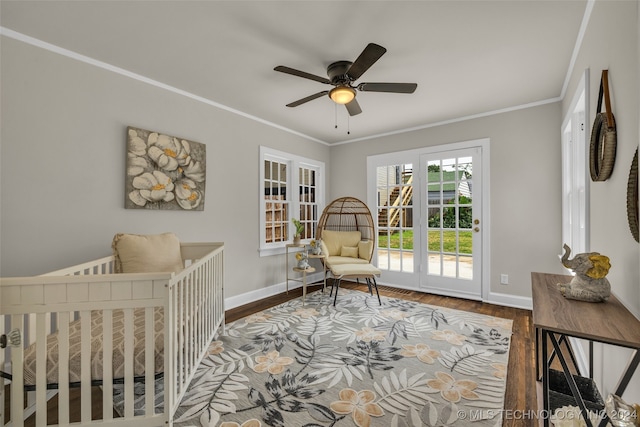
xmin=259 ymin=147 xmax=324 ymax=256
xmin=298 ymin=164 xmax=320 ymax=240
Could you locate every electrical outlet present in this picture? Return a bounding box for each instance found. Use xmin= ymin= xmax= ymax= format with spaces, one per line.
xmin=500 ymin=274 xmax=509 ymax=285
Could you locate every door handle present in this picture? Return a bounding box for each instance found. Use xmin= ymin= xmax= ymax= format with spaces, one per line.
xmin=474 ymin=219 xmax=480 ymax=225
xmin=474 ymin=227 xmax=480 ymax=232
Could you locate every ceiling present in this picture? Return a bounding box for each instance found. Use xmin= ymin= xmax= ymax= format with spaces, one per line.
xmin=1 ymin=1 xmax=587 ymax=145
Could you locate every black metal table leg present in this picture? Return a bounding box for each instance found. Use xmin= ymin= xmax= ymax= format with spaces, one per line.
xmin=549 ymin=333 xmax=594 ymax=427
xmin=596 ymin=350 xmax=640 ymax=427
xmin=541 ymin=334 xmax=578 ymax=381
xmin=542 ymin=329 xmax=550 ymax=427
xmin=613 ymin=349 xmax=640 ymax=397
xmin=589 ymin=341 xmax=593 ymax=379
xmin=536 ymin=327 xmax=540 ymax=381
xmin=559 ymin=335 xmax=580 ymax=375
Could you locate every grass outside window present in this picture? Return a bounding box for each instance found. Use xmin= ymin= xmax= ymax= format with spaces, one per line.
xmin=378 ymin=229 xmax=472 ymax=254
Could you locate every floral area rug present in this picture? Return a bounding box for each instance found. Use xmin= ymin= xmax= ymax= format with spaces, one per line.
xmin=173 ymin=288 xmax=513 ymax=427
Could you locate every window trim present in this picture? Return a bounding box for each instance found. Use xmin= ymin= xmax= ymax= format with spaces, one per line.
xmin=259 ymin=146 xmax=325 ymax=257
xmin=561 ymin=69 xmax=590 ymax=256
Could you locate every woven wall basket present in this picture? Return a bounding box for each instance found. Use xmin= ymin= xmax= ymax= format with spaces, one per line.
xmin=590 ymin=113 xmax=617 ymax=181
xmin=589 ymin=70 xmax=617 ymax=182
xmin=627 ymin=148 xmax=639 ymax=242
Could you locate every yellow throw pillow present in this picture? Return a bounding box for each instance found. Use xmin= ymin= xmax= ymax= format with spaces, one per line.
xmin=358 ymin=240 xmax=373 ymax=260
xmin=112 ymin=232 xmax=183 ymax=273
xmin=340 ymin=246 xmax=359 ymax=258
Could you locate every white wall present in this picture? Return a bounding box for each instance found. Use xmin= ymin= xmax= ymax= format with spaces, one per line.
xmin=1 ymin=27 xmax=568 ymax=308
xmin=330 ymin=102 xmax=567 ymax=301
xmin=561 ymin=0 xmax=639 ymax=404
xmin=0 ymin=37 xmax=331 ymax=300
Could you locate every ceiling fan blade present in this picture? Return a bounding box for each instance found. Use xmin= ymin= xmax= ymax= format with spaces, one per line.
xmin=345 ymin=98 xmax=362 ymax=116
xmin=286 ymin=91 xmax=329 ymax=107
xmin=358 ymin=82 xmax=417 ymax=93
xmin=346 ymin=43 xmax=387 ymax=81
xmin=274 ymin=66 xmax=331 ymax=84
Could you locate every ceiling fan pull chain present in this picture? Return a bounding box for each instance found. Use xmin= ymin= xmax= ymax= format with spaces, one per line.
xmin=334 ymin=103 xmax=338 ymax=129
xmin=347 ymin=114 xmax=350 ymax=135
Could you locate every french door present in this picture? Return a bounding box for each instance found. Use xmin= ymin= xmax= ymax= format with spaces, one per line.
xmin=375 ymin=162 xmax=416 ymax=287
xmin=419 ymin=147 xmax=482 ymax=298
xmin=368 ymin=140 xmax=488 ymax=300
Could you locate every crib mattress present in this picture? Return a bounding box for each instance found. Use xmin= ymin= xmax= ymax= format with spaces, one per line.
xmin=19 ymin=308 xmax=164 ymax=387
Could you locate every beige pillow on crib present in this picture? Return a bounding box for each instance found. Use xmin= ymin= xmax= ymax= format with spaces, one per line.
xmin=112 ymin=232 xmax=183 ymax=273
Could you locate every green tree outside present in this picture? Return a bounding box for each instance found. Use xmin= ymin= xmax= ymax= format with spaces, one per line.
xmin=428 ymin=195 xmax=472 ymax=229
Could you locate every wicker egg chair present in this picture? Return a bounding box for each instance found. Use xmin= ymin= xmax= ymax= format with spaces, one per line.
xmin=316 ymin=197 xmax=380 ymax=304
xmin=316 ymin=196 xmax=375 ymax=261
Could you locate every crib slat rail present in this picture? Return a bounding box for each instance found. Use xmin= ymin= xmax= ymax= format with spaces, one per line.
xmin=166 ymin=243 xmax=225 ymax=417
xmin=1 ymin=242 xmax=224 ymax=427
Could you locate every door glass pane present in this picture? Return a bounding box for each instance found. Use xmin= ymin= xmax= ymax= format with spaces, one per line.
xmin=442 ymin=207 xmax=456 ymax=229
xmin=376 ymin=164 xmax=414 ymax=272
xmin=426 ymin=156 xmax=473 ymax=280
xmin=378 ymin=248 xmax=390 ymax=270
xmin=429 ymin=252 xmax=442 ymax=276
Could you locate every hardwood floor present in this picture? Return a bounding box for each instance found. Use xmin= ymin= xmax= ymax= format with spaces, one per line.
xmin=8 ymin=280 xmax=543 ymax=426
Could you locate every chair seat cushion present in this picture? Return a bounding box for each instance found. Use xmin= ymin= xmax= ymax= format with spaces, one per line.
xmin=326 ymin=256 xmax=369 ymax=266
xmin=330 ymin=263 xmax=381 ymax=277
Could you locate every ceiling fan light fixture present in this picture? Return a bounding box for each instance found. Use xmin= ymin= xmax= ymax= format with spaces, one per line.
xmin=329 ymin=86 xmax=356 ymax=104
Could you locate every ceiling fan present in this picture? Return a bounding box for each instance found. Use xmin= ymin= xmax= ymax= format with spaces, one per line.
xmin=274 ymin=43 xmax=417 ymax=116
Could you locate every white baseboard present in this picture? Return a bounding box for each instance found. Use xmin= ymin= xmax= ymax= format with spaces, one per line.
xmin=224 ymin=272 xmax=325 ymax=310
xmin=419 ymin=286 xmax=484 ymax=302
xmin=486 ymin=291 xmax=532 ymax=310
xmin=225 ymin=279 xmax=533 ymax=311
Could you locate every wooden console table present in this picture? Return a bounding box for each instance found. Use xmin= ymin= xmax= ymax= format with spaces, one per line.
xmin=532 ymin=272 xmax=640 ymax=427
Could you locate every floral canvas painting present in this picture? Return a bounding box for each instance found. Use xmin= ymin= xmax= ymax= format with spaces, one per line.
xmin=125 ymin=126 xmax=206 ymax=210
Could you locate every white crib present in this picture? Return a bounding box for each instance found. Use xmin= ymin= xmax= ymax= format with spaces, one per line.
xmin=0 ymin=242 xmax=225 ymax=427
